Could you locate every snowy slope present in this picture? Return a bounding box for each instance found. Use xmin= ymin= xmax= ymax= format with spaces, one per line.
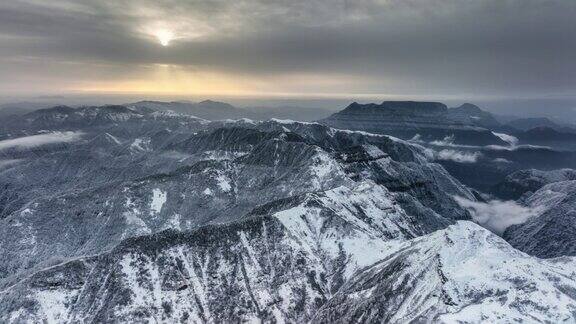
xmin=493 ymin=168 xmax=576 ymax=199
xmin=0 ymin=180 xmax=437 ymax=322
xmin=314 ymin=221 xmax=576 ymax=323
xmin=2 ymin=218 xmax=575 ymax=323
xmin=504 ymin=180 xmax=576 ymax=258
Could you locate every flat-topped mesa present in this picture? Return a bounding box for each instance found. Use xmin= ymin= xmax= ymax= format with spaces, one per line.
xmin=339 ymin=101 xmax=448 ymax=116
xmin=320 ymin=100 xmax=507 ymax=146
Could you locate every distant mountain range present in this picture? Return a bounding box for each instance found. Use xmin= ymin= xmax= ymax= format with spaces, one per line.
xmin=3 ymin=99 xmax=575 ymax=135
xmin=0 ymin=102 xmax=53 ymax=118
xmin=126 ymin=100 xmax=333 ymax=121
xmin=321 ymin=101 xmax=576 ymax=146
xmin=4 ymin=99 xmax=576 ymax=194
xmin=506 ymin=117 xmax=576 ymax=133
xmin=0 ymin=100 xmax=334 ymax=122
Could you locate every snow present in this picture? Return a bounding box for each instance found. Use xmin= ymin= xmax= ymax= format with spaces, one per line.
xmin=215 ymin=173 xmax=232 ymax=192
xmin=239 ymin=231 xmax=262 ymax=271
xmin=9 ymin=200 xmax=576 ymax=323
xmin=385 ymin=221 xmax=576 ymax=323
xmin=526 ymin=180 xmax=576 ymax=211
xmin=130 ymin=138 xmax=150 ymax=151
xmin=331 ymin=127 xmax=387 ymax=138
xmin=34 ymin=289 xmax=73 ymax=323
xmin=269 ymin=118 xmax=318 ymax=125
xmin=150 ymin=188 xmax=167 ymax=214
xmin=150 ymin=110 xmax=207 ymax=122
xmin=123 ymin=212 xmax=150 ymax=236
xmin=123 ymin=197 xmax=150 ymax=237
xmin=119 ymin=255 xmax=148 ymax=307
xmin=176 ymin=247 xmax=213 ymax=321
xmin=221 ymin=118 xmax=256 ymax=124
xmin=202 ymin=150 xmax=247 ymax=161
xmin=161 ymin=213 xmax=182 ymax=231
xmin=236 ymin=118 xmax=256 ymax=124
xmin=4 ymin=117 xmax=576 ymax=323
xmin=104 ymin=133 xmax=122 ymax=145
xmin=274 ymin=181 xmax=411 ymax=278
xmin=492 ymin=132 xmax=519 ymax=147
xmin=516 ymin=169 xmax=576 ymax=187
xmin=310 ymin=151 xmax=336 ymax=179
xmin=362 ymin=144 xmax=386 ymax=159
xmin=441 ymin=223 xmax=576 ymax=322
xmin=8 ymin=309 xmax=25 ymax=322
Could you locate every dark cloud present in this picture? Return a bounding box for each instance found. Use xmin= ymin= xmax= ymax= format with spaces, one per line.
xmin=0 ymin=0 xmax=575 ymax=98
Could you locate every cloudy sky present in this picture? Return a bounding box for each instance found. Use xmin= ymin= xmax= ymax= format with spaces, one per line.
xmin=0 ymin=0 xmax=575 ymax=103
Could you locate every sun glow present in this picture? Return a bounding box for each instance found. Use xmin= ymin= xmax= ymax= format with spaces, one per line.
xmin=71 ymin=64 xmax=259 ymax=96
xmin=155 ymin=30 xmax=173 ymax=46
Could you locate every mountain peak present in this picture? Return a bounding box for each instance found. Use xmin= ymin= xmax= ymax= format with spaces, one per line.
xmin=197 ymin=99 xmax=236 ymax=108
xmin=455 ymin=103 xmax=483 ymax=113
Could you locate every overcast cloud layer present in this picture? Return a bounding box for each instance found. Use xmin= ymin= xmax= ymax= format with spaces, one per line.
xmin=0 ymin=0 xmax=574 ymax=99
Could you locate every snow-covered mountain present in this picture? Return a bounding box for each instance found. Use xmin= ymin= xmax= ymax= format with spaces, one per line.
xmin=504 ymin=180 xmax=576 ymax=258
xmin=126 ymin=100 xmax=333 ymax=121
xmin=493 ymin=168 xmax=576 ymax=199
xmin=3 ymin=219 xmax=575 ymax=323
xmin=313 ymin=221 xmax=576 ymax=323
xmin=0 ymin=107 xmax=472 ymax=285
xmin=0 ymin=105 xmax=575 ymax=322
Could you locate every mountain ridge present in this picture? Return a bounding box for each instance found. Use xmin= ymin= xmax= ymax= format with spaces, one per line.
xmin=1 ymin=102 xmax=575 ymax=322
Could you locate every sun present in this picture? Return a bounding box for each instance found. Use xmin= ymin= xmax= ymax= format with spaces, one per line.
xmin=155 ymin=30 xmax=174 ymax=47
